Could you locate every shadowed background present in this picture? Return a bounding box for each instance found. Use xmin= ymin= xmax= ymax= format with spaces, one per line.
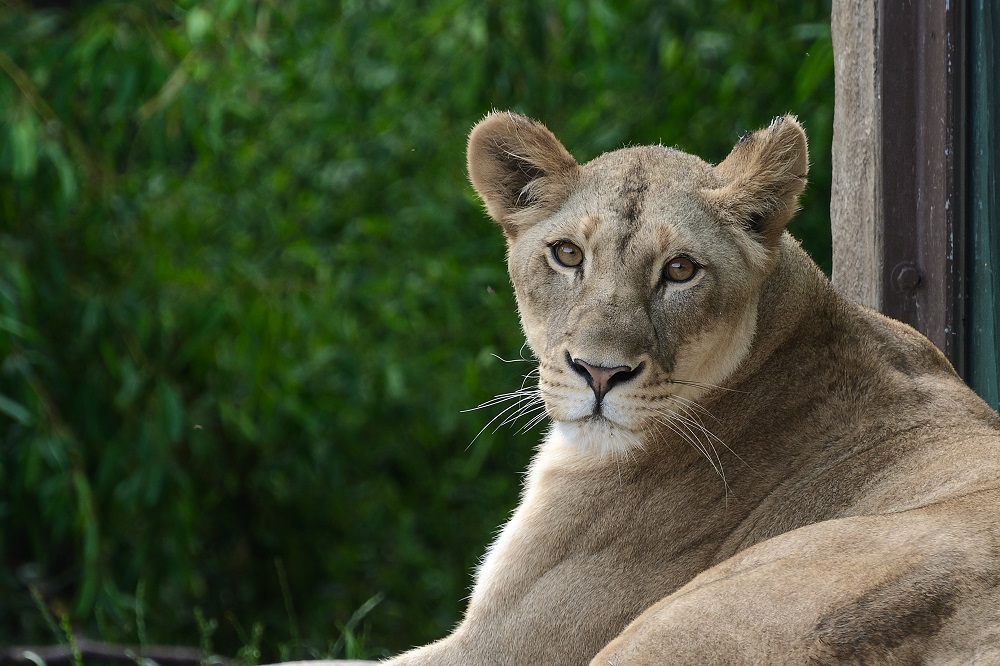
xmin=0 ymin=0 xmax=832 ymax=660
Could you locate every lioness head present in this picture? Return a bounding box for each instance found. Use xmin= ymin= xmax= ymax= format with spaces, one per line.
xmin=467 ymin=112 xmax=808 ymax=457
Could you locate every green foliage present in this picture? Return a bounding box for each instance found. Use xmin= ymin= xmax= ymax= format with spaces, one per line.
xmin=0 ymin=0 xmax=833 ymax=657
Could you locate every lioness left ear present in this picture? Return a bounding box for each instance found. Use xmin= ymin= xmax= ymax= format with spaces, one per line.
xmin=703 ymin=115 xmax=809 ymax=247
xmin=467 ymin=111 xmax=580 ymax=238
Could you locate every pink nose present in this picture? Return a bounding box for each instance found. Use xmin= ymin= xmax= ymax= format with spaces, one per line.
xmin=568 ymin=356 xmax=642 ymax=405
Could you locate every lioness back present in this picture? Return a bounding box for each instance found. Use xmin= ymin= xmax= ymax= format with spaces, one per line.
xmin=369 ymin=113 xmax=1000 ymax=665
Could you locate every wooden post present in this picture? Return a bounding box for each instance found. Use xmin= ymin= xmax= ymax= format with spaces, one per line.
xmin=830 ymin=0 xmax=883 ymax=311
xmin=830 ymin=0 xmax=966 ymax=370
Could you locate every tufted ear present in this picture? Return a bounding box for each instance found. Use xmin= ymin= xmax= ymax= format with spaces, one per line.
xmin=703 ymin=115 xmax=809 ymax=248
xmin=467 ymin=111 xmax=580 ymax=237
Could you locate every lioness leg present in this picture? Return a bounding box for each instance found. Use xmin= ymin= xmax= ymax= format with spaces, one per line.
xmin=592 ymin=492 xmax=1000 ymax=665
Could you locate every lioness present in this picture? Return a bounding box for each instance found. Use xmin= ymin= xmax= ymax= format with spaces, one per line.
xmin=375 ymin=113 xmax=1000 ymax=664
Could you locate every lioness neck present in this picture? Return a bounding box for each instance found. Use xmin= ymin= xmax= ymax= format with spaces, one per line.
xmin=732 ymin=233 xmax=835 ymax=382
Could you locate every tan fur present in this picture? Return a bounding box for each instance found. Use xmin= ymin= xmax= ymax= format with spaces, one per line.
xmin=380 ymin=113 xmax=1000 ymax=665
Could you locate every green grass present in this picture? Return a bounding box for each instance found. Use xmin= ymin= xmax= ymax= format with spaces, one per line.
xmin=20 ymin=583 xmax=387 ymax=665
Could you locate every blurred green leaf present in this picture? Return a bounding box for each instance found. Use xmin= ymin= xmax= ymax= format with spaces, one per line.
xmin=10 ymin=116 xmax=38 ymax=179
xmin=0 ymin=393 xmax=32 ymax=426
xmin=185 ymin=7 xmax=213 ymax=43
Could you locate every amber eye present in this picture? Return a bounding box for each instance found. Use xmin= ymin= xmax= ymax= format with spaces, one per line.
xmin=552 ymin=241 xmax=584 ymax=268
xmin=664 ymin=256 xmax=698 ymax=283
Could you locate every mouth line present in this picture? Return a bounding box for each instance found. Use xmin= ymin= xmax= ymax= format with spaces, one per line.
xmin=566 ymin=412 xmax=630 ymax=430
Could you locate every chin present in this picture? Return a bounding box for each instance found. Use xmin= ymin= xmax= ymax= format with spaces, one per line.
xmin=549 ymin=417 xmax=646 ymax=459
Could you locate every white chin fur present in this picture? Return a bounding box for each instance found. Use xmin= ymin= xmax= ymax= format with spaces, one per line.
xmin=549 ymin=419 xmax=645 ymax=459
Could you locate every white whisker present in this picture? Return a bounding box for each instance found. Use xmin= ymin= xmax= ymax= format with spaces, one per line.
xmin=462 ymin=388 xmax=539 ymax=412
xmin=491 ymin=353 xmax=536 ymax=364
xmin=517 ymin=407 xmax=550 ymax=434
xmin=467 ymin=398 xmax=533 ymax=448
xmin=464 ymin=359 xmax=549 ymax=446
xmin=665 ymin=396 xmax=757 ymax=475
xmin=499 ymin=401 xmax=544 ymax=431
xmin=665 ymin=378 xmax=748 ymax=394
xmin=666 ymin=393 xmax=721 ymax=424
xmin=648 ymin=406 xmax=731 ymax=500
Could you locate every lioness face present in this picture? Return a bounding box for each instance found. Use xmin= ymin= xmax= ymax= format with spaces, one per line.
xmin=505 ymin=150 xmax=762 ymax=454
xmin=468 ymin=113 xmax=807 ymax=456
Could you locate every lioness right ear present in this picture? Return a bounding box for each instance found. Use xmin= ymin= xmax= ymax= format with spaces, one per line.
xmin=703 ymin=115 xmax=809 ymax=249
xmin=467 ymin=111 xmax=580 ymax=237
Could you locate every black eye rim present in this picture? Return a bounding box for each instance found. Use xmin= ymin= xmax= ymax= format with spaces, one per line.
xmin=550 ymin=240 xmax=585 ymax=268
xmin=663 ymin=254 xmax=700 ymax=283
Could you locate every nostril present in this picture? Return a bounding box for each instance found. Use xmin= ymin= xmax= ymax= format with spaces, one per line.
xmin=607 ymin=363 xmax=642 ymax=390
xmin=567 ymin=352 xmax=592 ymax=382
